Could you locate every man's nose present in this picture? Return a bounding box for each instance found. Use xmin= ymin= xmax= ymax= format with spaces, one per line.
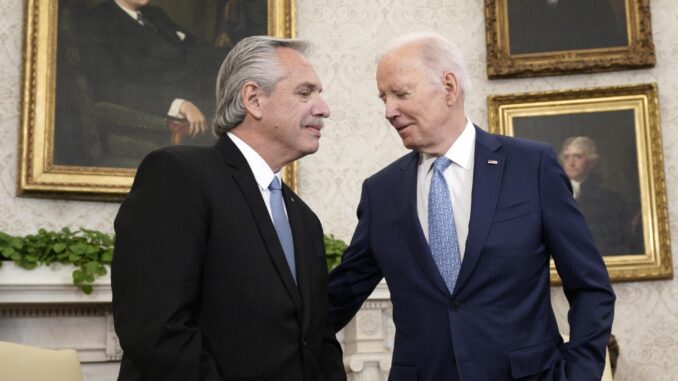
xmin=384 ymin=99 xmax=399 ymax=120
xmin=312 ymin=96 xmax=330 ymax=118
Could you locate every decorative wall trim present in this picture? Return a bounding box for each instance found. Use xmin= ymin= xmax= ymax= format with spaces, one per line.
xmin=0 ymin=263 xmax=111 ymax=304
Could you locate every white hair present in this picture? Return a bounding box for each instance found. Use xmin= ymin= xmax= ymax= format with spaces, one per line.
xmin=213 ymin=36 xmax=311 ymax=136
xmin=379 ymin=32 xmax=472 ymax=97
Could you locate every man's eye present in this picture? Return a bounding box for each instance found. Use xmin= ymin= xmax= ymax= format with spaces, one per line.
xmin=297 ymin=89 xmax=311 ymax=97
xmin=396 ymin=92 xmax=408 ymax=98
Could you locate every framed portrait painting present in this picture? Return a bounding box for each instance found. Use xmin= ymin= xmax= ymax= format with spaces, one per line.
xmin=485 ymin=0 xmax=655 ymax=78
xmin=488 ymin=83 xmax=672 ymax=282
xmin=19 ymin=0 xmax=296 ymax=200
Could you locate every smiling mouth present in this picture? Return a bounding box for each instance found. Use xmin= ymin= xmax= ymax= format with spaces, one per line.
xmin=305 ymin=125 xmax=322 ymax=137
xmin=394 ymin=124 xmax=413 ymax=133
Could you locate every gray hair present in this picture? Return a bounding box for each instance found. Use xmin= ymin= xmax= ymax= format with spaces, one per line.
xmin=379 ymin=32 xmax=472 ymax=98
xmin=560 ymin=136 xmax=600 ymax=165
xmin=213 ymin=36 xmax=310 ymax=135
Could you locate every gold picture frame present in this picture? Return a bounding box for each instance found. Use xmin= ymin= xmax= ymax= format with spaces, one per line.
xmin=485 ymin=0 xmax=655 ymax=78
xmin=488 ymin=83 xmax=672 ymax=282
xmin=19 ymin=0 xmax=296 ymax=201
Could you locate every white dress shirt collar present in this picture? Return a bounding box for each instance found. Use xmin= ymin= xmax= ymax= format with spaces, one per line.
xmin=227 ymin=132 xmax=280 ymax=191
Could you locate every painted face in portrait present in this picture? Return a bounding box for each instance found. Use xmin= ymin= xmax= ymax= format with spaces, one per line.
xmin=258 ymin=48 xmax=330 ymax=161
xmin=562 ymin=144 xmax=593 ymax=182
xmin=117 ymin=0 xmax=151 ymax=11
xmin=377 ymin=45 xmax=458 ymax=155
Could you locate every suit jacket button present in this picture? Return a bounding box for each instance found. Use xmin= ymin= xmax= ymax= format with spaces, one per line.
xmin=451 ymin=359 xmax=457 ymax=367
xmin=450 ymin=302 xmax=460 ymax=311
xmin=302 ymin=339 xmax=307 ymax=348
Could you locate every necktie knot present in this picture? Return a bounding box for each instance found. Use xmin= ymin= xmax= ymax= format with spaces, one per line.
xmin=433 ymin=156 xmax=453 ymax=173
xmin=269 ymin=176 xmax=282 ymax=191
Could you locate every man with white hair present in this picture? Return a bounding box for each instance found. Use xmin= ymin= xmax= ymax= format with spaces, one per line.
xmin=560 ymin=136 xmax=630 ymax=254
xmin=329 ymin=32 xmax=614 ymax=381
xmin=113 ymin=36 xmax=345 ymax=381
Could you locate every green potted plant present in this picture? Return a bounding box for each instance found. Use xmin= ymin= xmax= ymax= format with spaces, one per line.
xmin=0 ymin=228 xmax=347 ymax=294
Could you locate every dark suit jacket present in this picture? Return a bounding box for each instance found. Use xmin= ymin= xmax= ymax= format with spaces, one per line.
xmin=577 ymin=174 xmax=630 ymax=254
xmin=79 ymin=1 xmax=224 ymax=116
xmin=112 ymin=135 xmax=345 ymax=381
xmin=329 ymin=127 xmax=615 ymax=381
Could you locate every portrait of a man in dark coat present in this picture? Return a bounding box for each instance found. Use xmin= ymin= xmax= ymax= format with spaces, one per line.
xmin=559 ymin=136 xmax=632 ymax=255
xmin=53 ymin=0 xmax=267 ymax=168
xmin=507 ymin=0 xmax=628 ymax=55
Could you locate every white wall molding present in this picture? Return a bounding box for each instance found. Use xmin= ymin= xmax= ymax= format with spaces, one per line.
xmin=0 ymin=263 xmax=111 ymax=304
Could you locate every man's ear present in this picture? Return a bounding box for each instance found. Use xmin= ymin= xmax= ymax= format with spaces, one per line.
xmin=443 ymin=72 xmax=461 ymax=106
xmin=242 ymin=81 xmax=264 ymax=119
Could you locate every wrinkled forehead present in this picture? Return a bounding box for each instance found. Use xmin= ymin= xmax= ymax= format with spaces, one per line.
xmin=276 ymin=48 xmax=322 ymax=85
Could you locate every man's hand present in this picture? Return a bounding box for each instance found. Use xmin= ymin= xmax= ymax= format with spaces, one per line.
xmin=179 ymin=101 xmax=208 ymax=137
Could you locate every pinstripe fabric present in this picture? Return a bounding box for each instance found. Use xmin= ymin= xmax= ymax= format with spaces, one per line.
xmin=113 ymin=136 xmax=345 ymax=381
xmin=329 ymin=126 xmax=615 ymax=381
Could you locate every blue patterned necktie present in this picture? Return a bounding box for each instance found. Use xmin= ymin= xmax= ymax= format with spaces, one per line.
xmin=269 ymin=177 xmax=297 ymax=283
xmin=428 ymin=156 xmax=462 ymax=293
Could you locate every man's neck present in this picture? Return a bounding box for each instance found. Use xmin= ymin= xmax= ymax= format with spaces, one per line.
xmin=424 ymin=112 xmax=468 ymax=157
xmin=230 ymin=128 xmax=291 ymax=173
xmin=114 ymin=0 xmax=142 ymax=13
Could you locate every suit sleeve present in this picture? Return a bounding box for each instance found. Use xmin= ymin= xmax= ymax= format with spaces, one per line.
xmin=112 ymin=149 xmax=223 ymax=381
xmin=314 ymin=219 xmax=348 ymax=381
xmin=328 ymin=181 xmax=384 ymax=332
xmin=538 ymin=147 xmax=616 ymax=381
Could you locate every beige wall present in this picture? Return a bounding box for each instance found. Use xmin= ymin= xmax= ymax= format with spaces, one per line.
xmin=1 ymin=0 xmax=677 ymax=379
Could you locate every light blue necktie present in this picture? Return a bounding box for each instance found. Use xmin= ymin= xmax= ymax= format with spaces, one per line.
xmin=269 ymin=177 xmax=297 ymax=283
xmin=428 ymin=156 xmax=462 ymax=293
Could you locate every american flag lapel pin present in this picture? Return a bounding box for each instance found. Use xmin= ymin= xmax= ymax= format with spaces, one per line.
xmin=488 ymin=160 xmax=499 ymax=165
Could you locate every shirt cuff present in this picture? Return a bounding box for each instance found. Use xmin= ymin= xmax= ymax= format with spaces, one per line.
xmin=168 ymin=98 xmax=185 ymax=118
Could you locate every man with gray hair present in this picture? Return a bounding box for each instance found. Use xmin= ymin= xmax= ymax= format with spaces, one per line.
xmin=329 ymin=32 xmax=614 ymax=381
xmin=112 ymin=36 xmax=345 ymax=381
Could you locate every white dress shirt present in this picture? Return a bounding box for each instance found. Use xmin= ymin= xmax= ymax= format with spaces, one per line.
xmin=416 ymin=119 xmax=475 ymax=259
xmin=570 ymin=179 xmax=582 ymax=199
xmin=228 ymin=132 xmax=287 ymax=219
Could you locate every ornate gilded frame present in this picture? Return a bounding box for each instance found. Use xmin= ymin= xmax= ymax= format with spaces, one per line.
xmin=18 ymin=0 xmax=296 ymax=200
xmin=485 ymin=0 xmax=655 ymax=78
xmin=488 ymin=83 xmax=672 ymax=282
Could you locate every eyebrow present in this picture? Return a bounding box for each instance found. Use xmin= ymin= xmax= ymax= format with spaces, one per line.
xmin=295 ymin=82 xmax=322 ymax=92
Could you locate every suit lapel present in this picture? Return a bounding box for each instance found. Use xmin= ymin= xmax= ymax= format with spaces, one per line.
xmin=282 ymin=185 xmax=312 ymax=335
xmin=453 ymin=127 xmax=505 ymax=295
xmin=398 ymin=152 xmax=451 ymax=297
xmin=215 ymin=136 xmax=303 ymax=309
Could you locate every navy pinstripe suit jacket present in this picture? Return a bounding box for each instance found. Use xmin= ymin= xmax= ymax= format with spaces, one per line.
xmin=329 ymin=126 xmax=615 ymax=381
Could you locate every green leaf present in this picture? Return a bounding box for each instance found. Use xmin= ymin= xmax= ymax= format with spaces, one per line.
xmin=10 ymin=238 xmax=23 ymax=249
xmin=69 ymin=244 xmax=86 ymax=254
xmin=68 ymin=252 xmax=81 ymax=262
xmin=73 ymin=269 xmax=84 ymax=284
xmin=2 ymin=247 xmax=16 ymax=257
xmin=52 ymin=243 xmax=67 ymax=253
xmin=21 ymin=262 xmax=38 ymax=270
xmin=80 ymin=285 xmax=93 ymax=294
xmin=85 ymin=261 xmax=99 ymax=275
xmin=101 ymin=251 xmax=113 ymax=263
xmin=96 ymin=266 xmax=107 ymax=276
